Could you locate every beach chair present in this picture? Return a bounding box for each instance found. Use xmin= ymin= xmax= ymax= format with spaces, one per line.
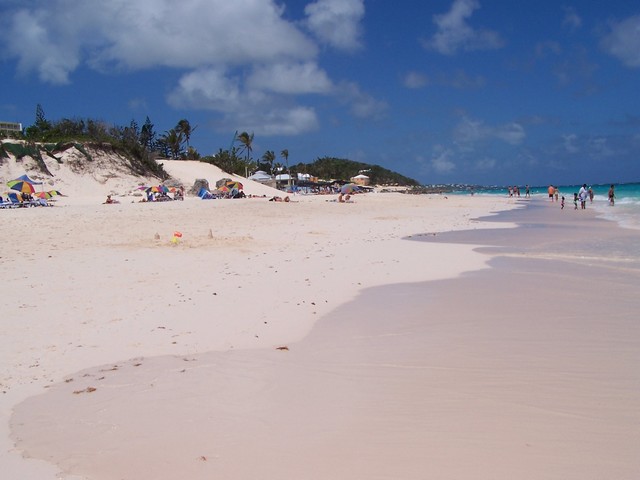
xmin=198 ymin=188 xmax=218 ymax=200
xmin=7 ymin=193 xmax=25 ymax=207
xmin=0 ymin=197 xmax=15 ymax=209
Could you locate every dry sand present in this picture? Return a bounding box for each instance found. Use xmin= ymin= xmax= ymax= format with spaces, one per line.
xmin=2 ymin=158 xmax=638 ymax=479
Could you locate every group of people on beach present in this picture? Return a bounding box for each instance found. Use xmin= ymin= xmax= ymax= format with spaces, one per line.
xmin=507 ymin=185 xmax=531 ymax=198
xmin=551 ymin=183 xmax=615 ymax=210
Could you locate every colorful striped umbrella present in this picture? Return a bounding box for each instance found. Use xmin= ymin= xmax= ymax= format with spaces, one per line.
xmin=7 ymin=179 xmax=35 ymax=194
xmin=225 ymin=181 xmax=243 ymax=190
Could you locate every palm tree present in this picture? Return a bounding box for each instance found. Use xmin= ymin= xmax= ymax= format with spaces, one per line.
xmin=236 ymin=131 xmax=254 ymax=165
xmin=159 ymin=129 xmax=184 ymax=159
xmin=280 ymin=149 xmax=290 ymax=186
xmin=261 ymin=150 xmax=275 ymax=174
xmin=176 ymin=119 xmax=196 ymax=147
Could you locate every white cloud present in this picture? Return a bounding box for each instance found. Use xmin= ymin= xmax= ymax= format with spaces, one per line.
xmin=304 ymin=0 xmax=365 ymax=51
xmin=475 ymin=157 xmax=496 ymax=170
xmin=167 ymin=68 xmax=319 ymax=136
xmin=600 ymin=14 xmax=640 ymax=68
xmin=563 ymin=133 xmax=579 ymax=153
xmin=2 ymin=9 xmax=81 ymax=84
xmin=247 ymin=62 xmax=333 ymax=94
xmin=424 ymin=0 xmax=504 ymax=55
xmin=454 ymin=117 xmax=525 ymax=145
xmin=403 ymin=72 xmax=429 ymax=89
xmin=0 ymin=0 xmax=318 ymax=83
xmin=494 ymin=123 xmax=525 ymax=145
xmin=167 ymin=68 xmax=243 ymax=113
xmin=0 ymin=0 xmax=394 ymax=135
xmin=231 ymin=107 xmax=320 ymax=136
xmin=431 ymin=147 xmax=456 ymax=173
xmin=337 ymin=82 xmax=388 ymax=120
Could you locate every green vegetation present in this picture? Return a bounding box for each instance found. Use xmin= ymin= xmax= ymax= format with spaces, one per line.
xmin=5 ymin=106 xmax=416 ymax=186
xmin=291 ymin=157 xmax=419 ymax=186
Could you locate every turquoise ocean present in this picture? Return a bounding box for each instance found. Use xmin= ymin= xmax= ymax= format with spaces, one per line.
xmin=461 ymin=182 xmax=640 ymax=231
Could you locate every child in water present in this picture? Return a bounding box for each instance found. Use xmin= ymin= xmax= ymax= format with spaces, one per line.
xmin=573 ymin=193 xmax=578 ymax=210
xmin=561 ymin=196 xmax=565 ymax=209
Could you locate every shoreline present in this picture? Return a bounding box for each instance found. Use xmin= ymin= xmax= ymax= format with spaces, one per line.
xmin=9 ymin=196 xmax=640 ymax=479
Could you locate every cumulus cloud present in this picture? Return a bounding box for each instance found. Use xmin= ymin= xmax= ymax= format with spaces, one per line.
xmin=167 ymin=68 xmax=243 ymax=113
xmin=430 ymin=146 xmax=457 ymax=173
xmin=337 ymin=81 xmax=388 ymax=120
xmin=0 ymin=0 xmax=383 ymax=136
xmin=304 ymin=0 xmax=365 ymax=51
xmin=230 ymin=107 xmax=320 ymax=136
xmin=402 ymin=69 xmax=484 ymax=90
xmin=600 ymin=14 xmax=640 ymax=68
xmin=454 ymin=117 xmax=525 ymax=145
xmin=424 ymin=0 xmax=504 ymax=55
xmin=1 ymin=9 xmax=82 ymax=84
xmin=0 ymin=0 xmax=317 ymax=83
xmin=167 ymin=67 xmax=319 ymax=136
xmin=475 ymin=157 xmax=496 ymax=170
xmin=247 ymin=62 xmax=333 ymax=94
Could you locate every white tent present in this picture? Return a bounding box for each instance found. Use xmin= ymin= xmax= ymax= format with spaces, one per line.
xmin=248 ymin=170 xmax=272 ymax=182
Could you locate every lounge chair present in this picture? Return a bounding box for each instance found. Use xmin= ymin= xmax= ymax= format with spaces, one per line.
xmin=0 ymin=197 xmax=16 ymax=209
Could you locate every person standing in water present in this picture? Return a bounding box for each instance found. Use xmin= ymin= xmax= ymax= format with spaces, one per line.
xmin=578 ymin=184 xmax=588 ymax=210
xmin=608 ymin=184 xmax=615 ymax=206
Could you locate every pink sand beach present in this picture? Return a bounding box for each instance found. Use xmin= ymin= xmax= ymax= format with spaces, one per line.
xmin=2 ymin=160 xmax=639 ymax=479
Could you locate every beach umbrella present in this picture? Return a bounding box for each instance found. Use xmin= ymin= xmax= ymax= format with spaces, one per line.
xmin=340 ymin=183 xmax=359 ymax=194
xmin=36 ymin=191 xmax=52 ymax=199
xmin=225 ymin=181 xmax=243 ymax=190
xmin=7 ymin=179 xmax=35 ymax=194
xmin=147 ymin=185 xmax=169 ymax=193
xmin=217 ymin=185 xmax=230 ymax=193
xmin=216 ymin=178 xmax=232 ymax=188
xmin=15 ymin=174 xmax=43 ymax=185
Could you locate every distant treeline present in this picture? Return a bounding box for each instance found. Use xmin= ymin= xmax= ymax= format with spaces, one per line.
xmin=4 ymin=105 xmax=418 ymax=185
xmin=291 ymin=157 xmax=419 ymax=186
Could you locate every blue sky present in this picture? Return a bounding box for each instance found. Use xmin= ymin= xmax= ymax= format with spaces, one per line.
xmin=1 ymin=0 xmax=639 ymax=186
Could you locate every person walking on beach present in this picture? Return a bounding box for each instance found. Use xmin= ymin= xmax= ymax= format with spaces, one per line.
xmin=578 ymin=184 xmax=588 ymax=209
xmin=561 ymin=196 xmax=565 ymax=209
xmin=588 ymin=186 xmax=594 ymax=203
xmin=548 ymin=185 xmax=555 ymax=201
xmin=525 ymin=185 xmax=530 ymax=198
xmin=608 ymin=184 xmax=615 ymax=206
xmin=573 ymin=193 xmax=578 ymax=210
